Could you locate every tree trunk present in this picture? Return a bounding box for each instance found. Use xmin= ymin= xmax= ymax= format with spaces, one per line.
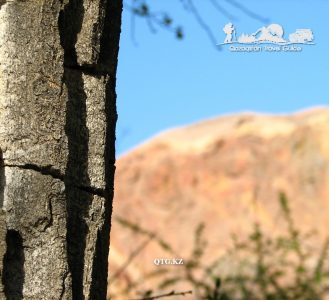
xmin=0 ymin=0 xmax=122 ymax=298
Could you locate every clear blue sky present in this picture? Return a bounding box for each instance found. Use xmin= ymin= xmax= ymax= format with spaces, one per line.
xmin=116 ymin=0 xmax=329 ymax=155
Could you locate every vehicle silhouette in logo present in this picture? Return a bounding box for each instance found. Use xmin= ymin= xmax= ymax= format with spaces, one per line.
xmin=221 ymin=23 xmax=314 ymax=45
xmin=289 ymin=29 xmax=314 ymax=43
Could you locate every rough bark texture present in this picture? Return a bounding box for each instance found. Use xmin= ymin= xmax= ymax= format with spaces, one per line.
xmin=0 ymin=0 xmax=122 ymax=299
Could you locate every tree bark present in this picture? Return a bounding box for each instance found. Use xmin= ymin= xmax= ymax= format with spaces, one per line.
xmin=0 ymin=0 xmax=122 ymax=299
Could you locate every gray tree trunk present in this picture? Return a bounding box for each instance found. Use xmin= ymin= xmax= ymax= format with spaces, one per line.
xmin=0 ymin=0 xmax=122 ymax=299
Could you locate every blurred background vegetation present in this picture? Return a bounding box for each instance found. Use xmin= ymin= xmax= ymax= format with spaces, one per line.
xmin=109 ymin=1 xmax=329 ymax=299
xmin=110 ymin=194 xmax=329 ymax=300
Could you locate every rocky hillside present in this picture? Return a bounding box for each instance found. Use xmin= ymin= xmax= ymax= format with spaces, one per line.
xmin=108 ymin=108 xmax=329 ymax=298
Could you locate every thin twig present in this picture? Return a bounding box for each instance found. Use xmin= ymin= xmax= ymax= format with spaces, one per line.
xmin=209 ymin=0 xmax=237 ymax=20
xmin=130 ymin=290 xmax=193 ymax=300
xmin=124 ymin=0 xmax=269 ymax=47
xmin=115 ymin=216 xmax=179 ymax=256
xmin=130 ymin=4 xmax=139 ymax=46
xmin=110 ymin=235 xmax=154 ymax=283
xmin=124 ymin=2 xmax=182 ymax=38
xmin=224 ymin=0 xmax=269 ymax=23
xmin=186 ymin=0 xmax=218 ymax=46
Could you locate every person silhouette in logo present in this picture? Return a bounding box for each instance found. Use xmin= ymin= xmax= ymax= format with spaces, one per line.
xmin=223 ymin=23 xmax=235 ymax=44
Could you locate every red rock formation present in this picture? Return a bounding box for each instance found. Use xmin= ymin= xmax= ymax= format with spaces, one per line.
xmin=108 ymin=108 xmax=329 ymax=298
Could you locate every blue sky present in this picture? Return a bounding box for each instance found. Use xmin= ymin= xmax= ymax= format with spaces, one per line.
xmin=116 ymin=0 xmax=329 ymax=155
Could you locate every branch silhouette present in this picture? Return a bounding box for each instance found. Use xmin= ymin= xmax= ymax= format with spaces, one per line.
xmin=110 ymin=235 xmax=154 ymax=284
xmin=123 ymin=0 xmax=269 ymax=47
xmin=130 ymin=290 xmax=193 ymax=300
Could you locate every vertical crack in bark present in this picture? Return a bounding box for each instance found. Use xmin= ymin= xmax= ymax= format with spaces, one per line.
xmin=2 ymin=230 xmax=25 ymax=299
xmin=98 ymin=0 xmax=122 ymax=74
xmin=59 ymin=269 xmax=69 ymax=300
xmin=89 ymin=1 xmax=121 ymax=298
xmin=89 ymin=1 xmax=122 ymax=298
xmin=58 ymin=0 xmax=122 ymax=298
xmin=58 ymin=1 xmax=92 ymax=298
xmin=42 ymin=198 xmax=54 ymax=233
xmin=0 ymin=150 xmax=5 ymax=209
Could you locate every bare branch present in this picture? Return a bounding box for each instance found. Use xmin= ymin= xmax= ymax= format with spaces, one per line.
xmin=185 ymin=0 xmax=218 ymax=46
xmin=224 ymin=0 xmax=269 ymax=23
xmin=110 ymin=235 xmax=154 ymax=284
xmin=130 ymin=290 xmax=193 ymax=300
xmin=124 ymin=1 xmax=184 ymax=40
xmin=209 ymin=0 xmax=237 ymax=20
xmin=130 ymin=6 xmax=139 ymax=46
xmin=124 ymin=0 xmax=269 ymax=47
xmin=115 ymin=216 xmax=179 ymax=256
